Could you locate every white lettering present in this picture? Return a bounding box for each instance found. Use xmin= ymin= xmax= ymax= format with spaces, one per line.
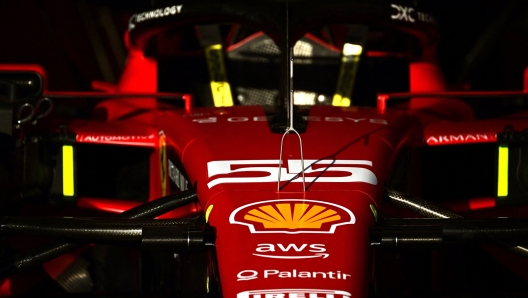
xmin=369 ymin=118 xmax=388 ymax=124
xmin=79 ymin=135 xmax=154 ymax=143
xmin=256 ymin=244 xmax=275 ymax=252
xmin=189 ymin=115 xmax=388 ymax=124
xmin=345 ymin=117 xmax=365 ymax=122
xmin=277 ymin=243 xmax=307 ymax=252
xmin=237 ymin=289 xmax=352 ymax=298
xmin=406 ymin=7 xmax=415 ymax=22
xmin=313 ymin=272 xmax=327 ymax=279
xmin=184 ymin=112 xmax=210 ymax=117
xmin=193 ymin=117 xmax=217 ymax=123
xmin=451 ymin=135 xmax=464 ymax=142
xmin=253 ymin=243 xmax=327 ymax=259
xmin=427 ymin=136 xmax=438 ymax=143
xmin=417 ymin=11 xmax=435 ymax=23
xmin=134 ymin=5 xmax=182 ymax=24
xmin=228 ymin=117 xmax=249 ymax=122
xmin=391 ymin=4 xmax=415 ymax=22
xmin=239 ymin=270 xmax=352 ymax=281
xmin=299 ymin=272 xmax=311 ymax=278
xmin=390 ymin=4 xmax=400 ymax=19
xmin=325 ymin=117 xmax=343 ymax=122
xmin=264 ymin=270 xmax=279 ymax=278
xmin=426 ymin=133 xmax=496 ymax=144
xmin=309 ymin=244 xmax=326 ymax=252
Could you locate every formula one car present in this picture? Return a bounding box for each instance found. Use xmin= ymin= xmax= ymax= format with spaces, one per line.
xmin=1 ymin=0 xmax=528 ymax=297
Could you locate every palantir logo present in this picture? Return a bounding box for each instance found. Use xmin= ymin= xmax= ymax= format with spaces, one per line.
xmin=229 ymin=199 xmax=355 ymax=234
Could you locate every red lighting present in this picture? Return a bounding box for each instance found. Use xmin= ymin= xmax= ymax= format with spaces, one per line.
xmin=0 ymin=278 xmax=11 ymax=296
xmin=377 ymin=94 xmax=388 ymax=114
xmin=469 ymin=197 xmax=496 ymax=210
xmin=77 ymin=197 xmax=141 ymax=213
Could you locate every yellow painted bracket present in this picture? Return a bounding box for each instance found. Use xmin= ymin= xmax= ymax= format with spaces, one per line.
xmin=62 ymin=145 xmax=75 ymax=196
xmin=497 ymin=144 xmax=509 ymax=197
xmin=332 ymin=43 xmax=362 ymax=107
xmin=204 ymin=44 xmax=234 ymax=107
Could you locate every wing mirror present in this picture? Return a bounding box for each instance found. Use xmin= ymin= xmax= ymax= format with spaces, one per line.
xmin=0 ymin=70 xmax=44 ymax=101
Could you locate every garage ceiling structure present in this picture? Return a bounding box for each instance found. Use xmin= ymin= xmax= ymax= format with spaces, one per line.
xmin=0 ymin=0 xmax=526 ymax=92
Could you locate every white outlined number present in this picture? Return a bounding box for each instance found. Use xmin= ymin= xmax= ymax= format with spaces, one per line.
xmin=207 ymin=159 xmax=377 ymax=188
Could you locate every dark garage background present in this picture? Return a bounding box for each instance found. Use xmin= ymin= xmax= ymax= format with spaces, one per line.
xmin=0 ymin=0 xmax=527 ymax=92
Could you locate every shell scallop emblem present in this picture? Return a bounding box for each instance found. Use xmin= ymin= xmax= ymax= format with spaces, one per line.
xmin=244 ymin=203 xmax=340 ymax=229
xmin=230 ymin=199 xmax=355 ymax=234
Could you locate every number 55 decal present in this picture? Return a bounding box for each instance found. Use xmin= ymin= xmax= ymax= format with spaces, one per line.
xmin=207 ymin=159 xmax=377 ymax=188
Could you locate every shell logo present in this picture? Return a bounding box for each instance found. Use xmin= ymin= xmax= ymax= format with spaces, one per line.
xmin=245 ymin=203 xmax=340 ymax=229
xmin=229 ymin=199 xmax=355 ymax=234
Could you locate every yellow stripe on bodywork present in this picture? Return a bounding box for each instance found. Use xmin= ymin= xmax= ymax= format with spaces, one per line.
xmin=205 ymin=205 xmax=214 ymax=223
xmin=159 ymin=132 xmax=167 ymax=197
xmin=497 ymin=144 xmax=508 ymax=197
xmin=62 ymin=145 xmax=75 ymax=196
xmin=332 ymin=43 xmax=362 ymax=107
xmin=204 ymin=44 xmax=233 ymax=107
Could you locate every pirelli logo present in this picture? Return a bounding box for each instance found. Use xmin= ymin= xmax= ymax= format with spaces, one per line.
xmin=237 ymin=289 xmax=352 ymax=298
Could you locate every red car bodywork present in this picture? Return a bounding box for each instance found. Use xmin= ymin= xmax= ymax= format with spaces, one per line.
xmin=1 ymin=0 xmax=528 ymax=297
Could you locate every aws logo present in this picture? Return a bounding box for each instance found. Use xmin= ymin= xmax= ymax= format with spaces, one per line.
xmin=229 ymin=199 xmax=355 ymax=234
xmin=254 ymin=243 xmax=328 ymax=259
